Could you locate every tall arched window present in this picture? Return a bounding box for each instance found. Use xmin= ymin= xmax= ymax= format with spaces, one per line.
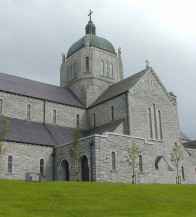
xmin=158 ymin=110 xmax=163 ymax=140
xmin=68 ymin=67 xmax=70 ymax=81
xmin=76 ymin=114 xmax=80 ymax=127
xmin=71 ymin=65 xmax=74 ymax=80
xmin=53 ymin=109 xmax=57 ymax=124
xmin=27 ymin=104 xmax=31 ymax=119
xmin=0 ymin=99 xmax=3 ymax=114
xmin=101 ymin=61 xmax=104 ymax=76
xmin=40 ymin=159 xmax=44 ymax=175
xmin=148 ymin=108 xmax=153 ymax=139
xmin=109 ymin=64 xmax=113 ymax=78
xmin=111 ymin=106 xmax=114 ymax=120
xmin=182 ymin=166 xmax=185 ymax=180
xmin=7 ymin=155 xmax=13 ymax=173
xmin=111 ymin=152 xmax=116 ymax=171
xmin=86 ymin=57 xmax=89 ymax=72
xmin=74 ymin=63 xmax=77 ymax=78
xmin=105 ymin=62 xmax=109 ymax=77
xmin=153 ymin=103 xmax=158 ymax=139
xmin=139 ymin=155 xmax=143 ymax=172
xmin=93 ymin=113 xmax=96 ymax=127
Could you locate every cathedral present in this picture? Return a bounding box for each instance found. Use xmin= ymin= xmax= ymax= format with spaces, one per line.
xmin=0 ymin=13 xmax=196 ymax=183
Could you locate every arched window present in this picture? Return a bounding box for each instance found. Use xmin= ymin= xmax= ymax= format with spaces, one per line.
xmin=182 ymin=166 xmax=185 ymax=180
xmin=111 ymin=152 xmax=116 ymax=171
xmin=53 ymin=109 xmax=57 ymax=124
xmin=0 ymin=99 xmax=3 ymax=114
xmin=74 ymin=63 xmax=77 ymax=78
xmin=158 ymin=110 xmax=163 ymax=140
xmin=111 ymin=106 xmax=114 ymax=120
xmin=153 ymin=103 xmax=158 ymax=139
xmin=93 ymin=113 xmax=96 ymax=127
xmin=109 ymin=64 xmax=113 ymax=78
xmin=101 ymin=61 xmax=104 ymax=76
xmin=71 ymin=65 xmax=74 ymax=80
xmin=7 ymin=155 xmax=13 ymax=173
xmin=105 ymin=62 xmax=109 ymax=77
xmin=27 ymin=104 xmax=31 ymax=119
xmin=68 ymin=67 xmax=70 ymax=81
xmin=139 ymin=155 xmax=143 ymax=172
xmin=76 ymin=114 xmax=80 ymax=127
xmin=148 ymin=108 xmax=153 ymax=139
xmin=86 ymin=57 xmax=89 ymax=72
xmin=40 ymin=159 xmax=44 ymax=175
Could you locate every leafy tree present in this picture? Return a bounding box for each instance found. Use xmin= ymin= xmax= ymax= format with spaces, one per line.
xmin=170 ymin=142 xmax=183 ymax=184
xmin=69 ymin=127 xmax=81 ymax=181
xmin=0 ymin=118 xmax=9 ymax=154
xmin=126 ymin=141 xmax=140 ymax=184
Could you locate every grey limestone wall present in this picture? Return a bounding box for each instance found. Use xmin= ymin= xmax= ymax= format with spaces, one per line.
xmin=54 ymin=136 xmax=94 ymax=181
xmin=93 ymin=133 xmax=155 ymax=183
xmin=87 ymin=94 xmax=127 ymax=131
xmin=0 ymin=92 xmax=44 ymax=123
xmin=0 ymin=142 xmax=53 ymax=180
xmin=128 ymin=70 xmax=180 ymax=143
xmin=0 ymin=91 xmax=87 ymax=130
xmin=67 ymin=78 xmax=113 ymax=107
xmin=61 ymin=46 xmax=121 ymax=106
xmin=44 ymin=101 xmax=87 ymax=130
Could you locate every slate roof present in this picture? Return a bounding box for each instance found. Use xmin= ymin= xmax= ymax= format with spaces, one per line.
xmin=1 ymin=117 xmax=80 ymax=147
xmin=183 ymin=141 xmax=196 ymax=149
xmin=0 ymin=72 xmax=85 ymax=108
xmin=180 ymin=131 xmax=191 ymax=142
xmin=91 ymin=69 xmax=147 ymax=106
xmin=87 ymin=119 xmax=125 ymax=136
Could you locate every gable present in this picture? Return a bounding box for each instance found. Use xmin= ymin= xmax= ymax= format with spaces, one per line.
xmin=129 ymin=68 xmax=176 ymax=105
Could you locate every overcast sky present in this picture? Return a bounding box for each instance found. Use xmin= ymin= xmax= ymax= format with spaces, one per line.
xmin=0 ymin=0 xmax=195 ymax=139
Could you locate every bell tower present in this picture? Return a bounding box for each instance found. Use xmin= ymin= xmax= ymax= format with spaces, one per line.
xmin=60 ymin=11 xmax=124 ymax=107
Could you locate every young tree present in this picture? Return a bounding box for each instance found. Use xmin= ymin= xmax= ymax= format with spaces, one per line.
xmin=69 ymin=127 xmax=81 ymax=181
xmin=170 ymin=142 xmax=183 ymax=184
xmin=126 ymin=140 xmax=140 ymax=184
xmin=0 ymin=118 xmax=9 ymax=154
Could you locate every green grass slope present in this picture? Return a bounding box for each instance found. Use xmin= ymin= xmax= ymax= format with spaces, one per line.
xmin=0 ymin=180 xmax=196 ymax=217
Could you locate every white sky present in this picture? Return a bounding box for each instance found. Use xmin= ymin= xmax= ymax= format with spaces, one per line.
xmin=0 ymin=0 xmax=195 ymax=139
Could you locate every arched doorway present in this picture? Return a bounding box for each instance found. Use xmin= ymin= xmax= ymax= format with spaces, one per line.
xmin=59 ymin=159 xmax=69 ymax=181
xmin=81 ymin=155 xmax=89 ymax=181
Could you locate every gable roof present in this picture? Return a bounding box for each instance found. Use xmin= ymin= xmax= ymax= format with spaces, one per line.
xmin=87 ymin=118 xmax=125 ymax=136
xmin=183 ymin=141 xmax=196 ymax=149
xmin=91 ymin=69 xmax=148 ymax=106
xmin=0 ymin=72 xmax=85 ymax=108
xmin=2 ymin=117 xmax=82 ymax=147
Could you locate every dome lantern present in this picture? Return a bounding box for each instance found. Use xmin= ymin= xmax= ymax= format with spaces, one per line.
xmin=85 ymin=10 xmax=96 ymax=35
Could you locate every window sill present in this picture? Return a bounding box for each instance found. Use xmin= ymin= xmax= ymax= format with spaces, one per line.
xmin=150 ymin=139 xmax=164 ymax=143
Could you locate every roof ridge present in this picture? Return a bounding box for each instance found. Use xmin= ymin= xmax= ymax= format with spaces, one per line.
xmin=90 ymin=68 xmax=148 ymax=107
xmin=0 ymin=71 xmax=60 ymax=88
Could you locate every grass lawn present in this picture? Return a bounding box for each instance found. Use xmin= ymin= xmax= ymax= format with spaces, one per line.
xmin=0 ymin=180 xmax=196 ymax=217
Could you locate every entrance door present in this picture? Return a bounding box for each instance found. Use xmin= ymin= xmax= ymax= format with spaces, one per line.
xmin=60 ymin=159 xmax=69 ymax=181
xmin=81 ymin=156 xmax=89 ymax=181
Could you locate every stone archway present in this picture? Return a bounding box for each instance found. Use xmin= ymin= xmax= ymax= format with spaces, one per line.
xmin=81 ymin=155 xmax=89 ymax=181
xmin=59 ymin=159 xmax=70 ymax=181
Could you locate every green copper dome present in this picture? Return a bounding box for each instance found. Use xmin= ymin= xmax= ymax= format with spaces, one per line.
xmin=67 ymin=12 xmax=115 ymax=58
xmin=67 ymin=34 xmax=116 ymax=58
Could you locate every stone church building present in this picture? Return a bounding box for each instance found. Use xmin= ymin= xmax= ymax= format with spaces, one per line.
xmin=0 ymin=14 xmax=196 ymax=183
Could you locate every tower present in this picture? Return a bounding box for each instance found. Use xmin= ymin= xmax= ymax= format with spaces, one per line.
xmin=60 ymin=11 xmax=123 ymax=107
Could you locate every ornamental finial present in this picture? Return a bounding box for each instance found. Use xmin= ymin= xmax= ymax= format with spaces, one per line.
xmin=145 ymin=59 xmax=149 ymax=69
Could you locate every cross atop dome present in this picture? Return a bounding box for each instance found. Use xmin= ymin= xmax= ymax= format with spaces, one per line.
xmin=88 ymin=10 xmax=93 ymax=22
